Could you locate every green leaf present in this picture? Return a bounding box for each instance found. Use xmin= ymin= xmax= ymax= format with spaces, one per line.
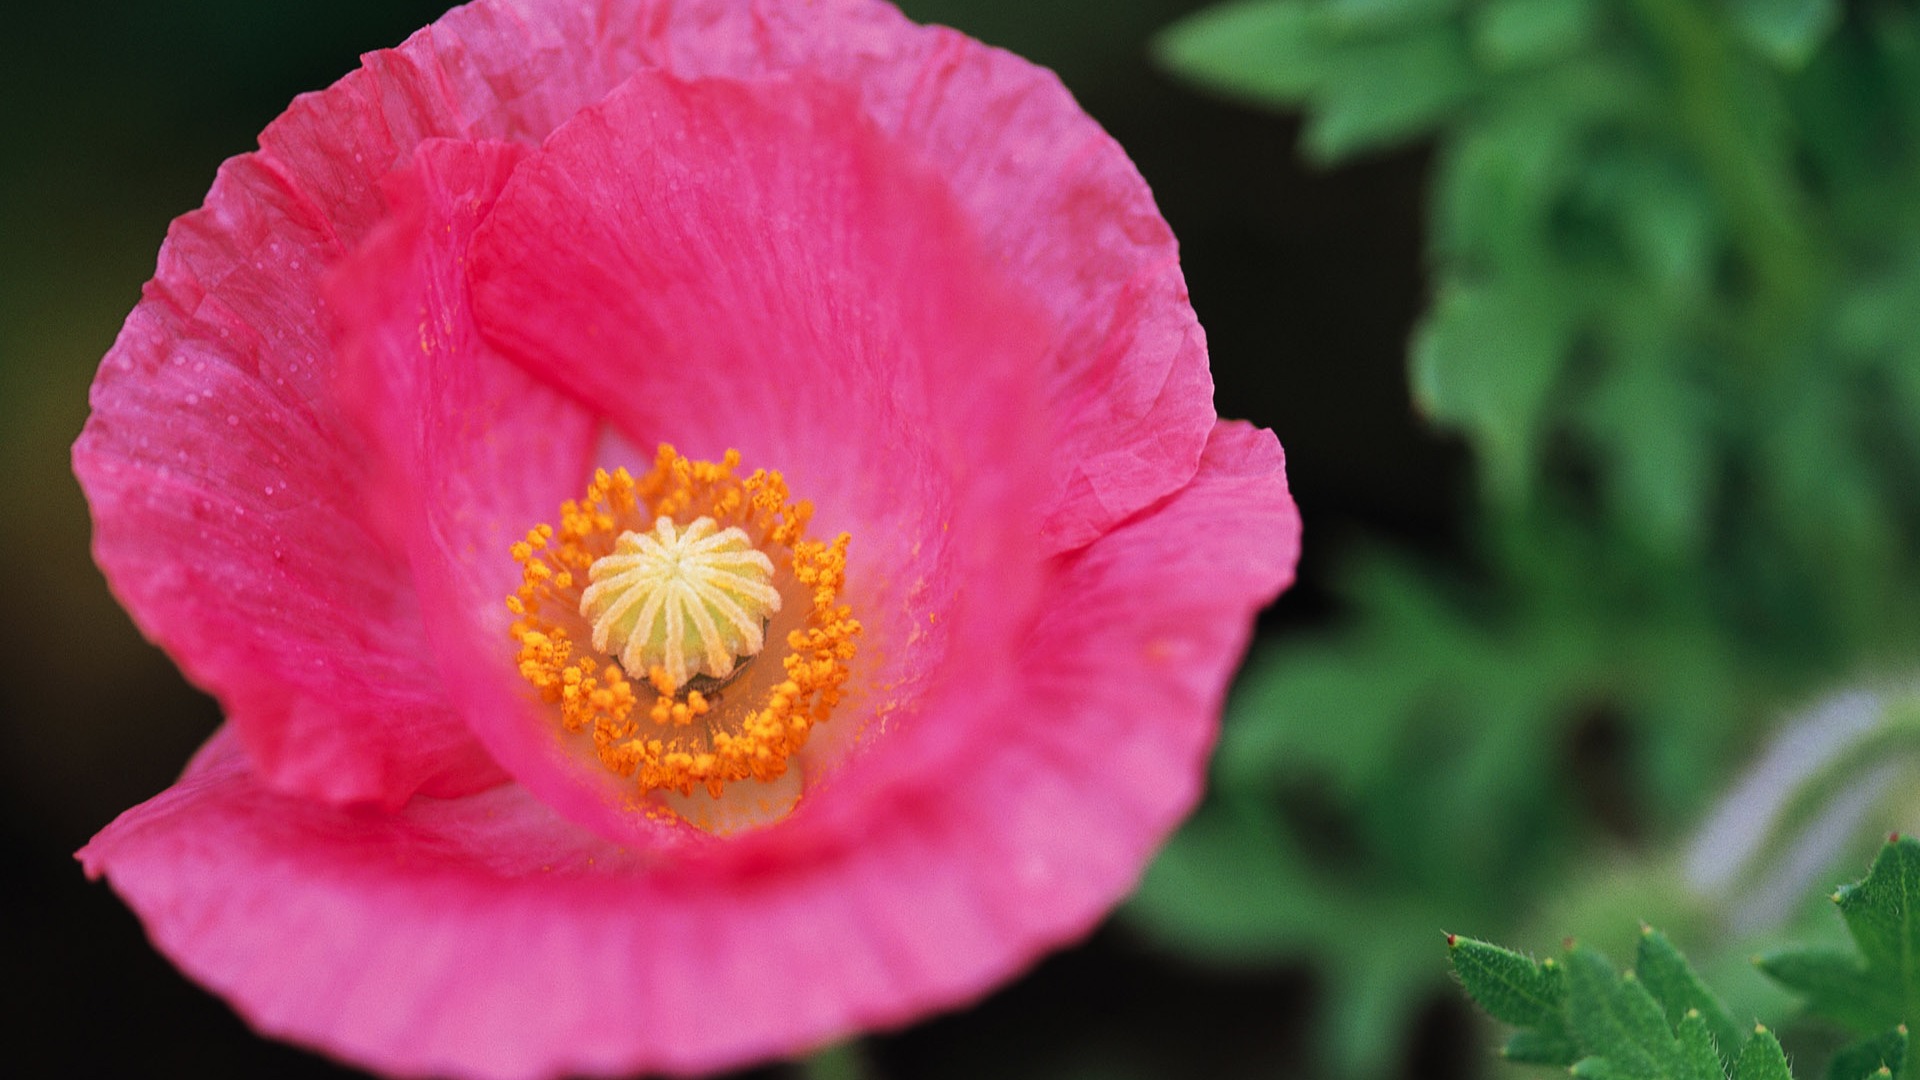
xmin=1679 ymin=1011 xmax=1734 ymax=1080
xmin=1735 ymin=1026 xmax=1794 ymax=1080
xmin=1303 ymin=25 xmax=1475 ymax=160
xmin=1411 ymin=280 xmax=1575 ymax=500
xmin=1139 ymin=528 xmax=1769 ymax=1073
xmin=1757 ymin=949 xmax=1899 ymax=1033
xmin=1588 ymin=150 xmax=1720 ymax=294
xmin=1453 ymin=929 xmax=1811 ymax=1078
xmin=1470 ymin=0 xmax=1599 ymax=70
xmin=1728 ymin=0 xmax=1840 ymax=69
xmin=1322 ymin=0 xmax=1459 ymax=33
xmin=1124 ymin=798 xmax=1316 ymax=962
xmin=1763 ymin=838 xmax=1920 ymax=1037
xmin=1449 ymin=936 xmax=1569 ymax=1031
xmin=1566 ymin=946 xmax=1685 ymax=1080
xmin=1505 ymin=1027 xmax=1583 ymax=1066
xmin=1637 ymin=926 xmax=1745 ymax=1067
xmin=1210 ymin=630 xmax=1428 ymax=795
xmin=1835 ymin=840 xmax=1920 ymax=1010
xmin=1579 ymin=325 xmax=1715 ymax=556
xmin=1828 ymin=1027 xmax=1908 ymax=1080
xmin=1154 ymin=0 xmax=1327 ymax=106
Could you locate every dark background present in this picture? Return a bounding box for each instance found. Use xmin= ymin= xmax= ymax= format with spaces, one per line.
xmin=0 ymin=2 xmax=1462 ymax=1075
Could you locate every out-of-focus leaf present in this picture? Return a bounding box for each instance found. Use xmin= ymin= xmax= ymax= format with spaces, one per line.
xmin=1322 ymin=0 xmax=1459 ymax=33
xmin=1302 ymin=26 xmax=1475 ymax=160
xmin=1411 ymin=280 xmax=1574 ymax=499
xmin=1471 ymin=0 xmax=1599 ymax=70
xmin=1127 ymin=798 xmax=1317 ymax=961
xmin=1162 ymin=0 xmax=1920 ymax=571
xmin=1506 ymin=1027 xmax=1582 ymax=1066
xmin=1211 ymin=555 xmax=1476 ymax=795
xmin=1756 ymin=950 xmax=1894 ymax=1034
xmin=1134 ymin=515 xmax=1785 ymax=1071
xmin=1154 ymin=0 xmax=1326 ymax=105
xmin=1729 ymin=0 xmax=1840 ymax=69
xmin=1579 ymin=322 xmax=1715 ymax=556
xmin=1587 ymin=150 xmax=1719 ymax=295
xmin=1128 ymin=797 xmax=1444 ymax=1075
xmin=1433 ymin=108 xmax=1569 ymax=265
xmin=1158 ymin=0 xmax=1476 ymax=158
xmin=1827 ymin=1027 xmax=1907 ymax=1080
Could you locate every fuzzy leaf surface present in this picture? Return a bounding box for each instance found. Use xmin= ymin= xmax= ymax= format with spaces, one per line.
xmin=1637 ymin=927 xmax=1743 ymax=1070
xmin=1451 ymin=932 xmax=1764 ymax=1078
xmin=1763 ymin=839 xmax=1920 ymax=1037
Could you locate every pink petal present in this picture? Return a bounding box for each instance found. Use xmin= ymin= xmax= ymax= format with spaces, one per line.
xmin=71 ymin=151 xmax=495 ymax=807
xmin=563 ymin=0 xmax=1221 ymax=551
xmin=327 ymin=133 xmax=605 ymax=699
xmin=63 ymin=0 xmax=781 ymax=808
xmin=75 ymin=0 xmax=1214 ymax=807
xmin=314 ymin=0 xmax=1214 ymax=553
xmin=330 ymin=131 xmax=673 ymax=847
xmin=454 ymin=68 xmax=1055 ymax=848
xmin=796 ymin=421 xmax=1299 ymax=1014
xmin=67 ymin=1 xmax=641 ymax=807
xmin=764 ymin=8 xmax=1221 ymax=553
xmin=1019 ymin=420 xmax=1300 ymax=818
xmin=79 ymin=422 xmax=1295 ymax=1080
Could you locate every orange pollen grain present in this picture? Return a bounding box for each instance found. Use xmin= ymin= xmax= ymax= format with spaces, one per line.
xmin=507 ymin=445 xmax=859 ymax=802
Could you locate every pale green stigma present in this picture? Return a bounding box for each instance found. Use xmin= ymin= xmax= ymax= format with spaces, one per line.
xmin=579 ymin=515 xmax=782 ymax=692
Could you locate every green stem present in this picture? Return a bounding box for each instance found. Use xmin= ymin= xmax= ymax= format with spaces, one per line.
xmin=1628 ymin=0 xmax=1825 ymax=343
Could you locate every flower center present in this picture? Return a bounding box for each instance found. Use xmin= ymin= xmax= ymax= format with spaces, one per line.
xmin=580 ymin=516 xmax=781 ymax=693
xmin=506 ymin=446 xmax=859 ymax=812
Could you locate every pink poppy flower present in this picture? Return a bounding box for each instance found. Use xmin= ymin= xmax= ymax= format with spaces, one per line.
xmin=73 ymin=1 xmax=1300 ymax=1077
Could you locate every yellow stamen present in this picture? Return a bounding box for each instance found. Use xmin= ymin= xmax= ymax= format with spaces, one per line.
xmin=506 ymin=446 xmax=860 ymax=816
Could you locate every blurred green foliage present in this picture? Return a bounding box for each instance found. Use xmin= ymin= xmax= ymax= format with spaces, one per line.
xmin=1129 ymin=0 xmax=1920 ymax=1073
